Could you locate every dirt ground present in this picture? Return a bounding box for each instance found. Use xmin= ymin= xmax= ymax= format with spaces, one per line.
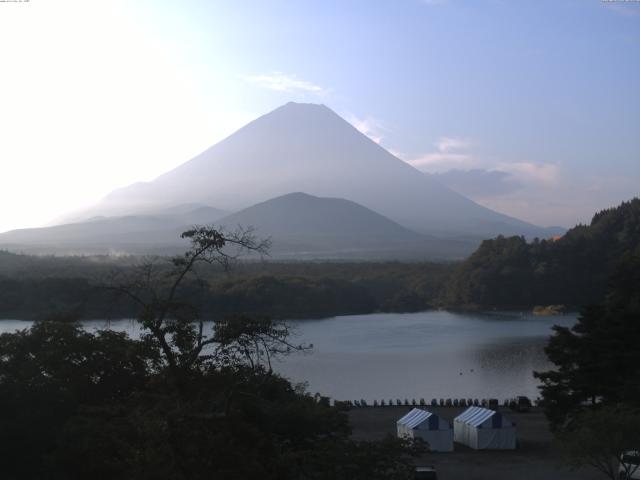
xmin=348 ymin=406 xmax=603 ymax=480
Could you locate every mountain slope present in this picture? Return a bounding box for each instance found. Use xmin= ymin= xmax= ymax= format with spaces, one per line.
xmin=218 ymin=192 xmax=419 ymax=240
xmin=0 ymin=206 xmax=227 ymax=254
xmin=0 ymin=193 xmax=474 ymax=259
xmin=83 ymin=102 xmax=549 ymax=239
xmin=0 ymin=192 xmax=476 ymax=258
xmin=217 ymin=192 xmax=475 ymax=259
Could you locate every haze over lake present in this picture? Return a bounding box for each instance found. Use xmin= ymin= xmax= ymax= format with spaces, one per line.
xmin=0 ymin=311 xmax=575 ymax=401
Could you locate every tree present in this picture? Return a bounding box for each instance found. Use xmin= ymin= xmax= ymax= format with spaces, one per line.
xmin=445 ymin=198 xmax=640 ymax=309
xmin=212 ymin=314 xmax=308 ymax=372
xmin=0 ymin=227 xmax=422 ymax=479
xmin=534 ymin=254 xmax=640 ymax=429
xmin=0 ymin=319 xmax=156 ymax=480
xmin=109 ymin=226 xmax=272 ymax=375
xmin=297 ymin=435 xmax=425 ymax=480
xmin=558 ymin=406 xmax=640 ymax=480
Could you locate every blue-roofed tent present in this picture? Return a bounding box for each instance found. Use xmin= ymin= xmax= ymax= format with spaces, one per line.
xmin=396 ymin=408 xmax=453 ymax=452
xmin=453 ymin=406 xmax=516 ymax=450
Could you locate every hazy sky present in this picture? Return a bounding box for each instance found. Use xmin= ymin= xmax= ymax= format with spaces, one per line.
xmin=1 ymin=0 xmax=638 ymax=232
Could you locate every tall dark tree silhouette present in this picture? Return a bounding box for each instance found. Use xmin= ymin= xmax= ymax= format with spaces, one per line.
xmin=534 ymin=254 xmax=640 ymax=430
xmin=109 ymin=225 xmax=278 ymax=373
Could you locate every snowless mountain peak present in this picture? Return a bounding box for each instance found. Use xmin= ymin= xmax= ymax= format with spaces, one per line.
xmin=76 ymin=102 xmax=548 ymax=239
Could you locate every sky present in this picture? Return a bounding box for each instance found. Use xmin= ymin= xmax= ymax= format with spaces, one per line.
xmin=0 ymin=0 xmax=638 ymax=233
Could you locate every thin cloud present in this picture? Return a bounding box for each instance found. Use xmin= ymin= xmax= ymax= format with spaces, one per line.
xmin=387 ymin=148 xmax=406 ymax=159
xmin=602 ymin=3 xmax=640 ymax=17
xmin=472 ymin=172 xmax=638 ymax=228
xmin=436 ymin=136 xmax=470 ymax=152
xmin=409 ymin=152 xmax=474 ymax=168
xmin=431 ymin=169 xmax=522 ymax=198
xmin=400 ymin=137 xmax=560 ymax=188
xmin=242 ymin=72 xmax=326 ymax=95
xmin=404 ymin=136 xmax=475 ymax=170
xmin=429 ymin=162 xmax=565 ymax=226
xmin=348 ymin=114 xmax=387 ymax=144
xmin=498 ymin=162 xmax=560 ymax=185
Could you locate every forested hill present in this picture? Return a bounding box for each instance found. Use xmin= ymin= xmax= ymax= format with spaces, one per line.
xmin=0 ymin=252 xmax=452 ymax=320
xmin=445 ymin=198 xmax=640 ymax=309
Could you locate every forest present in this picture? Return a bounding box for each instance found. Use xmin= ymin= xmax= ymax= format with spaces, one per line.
xmin=445 ymin=198 xmax=640 ymax=309
xmin=1 ymin=198 xmax=638 ymax=320
xmin=0 ymin=251 xmax=453 ymax=320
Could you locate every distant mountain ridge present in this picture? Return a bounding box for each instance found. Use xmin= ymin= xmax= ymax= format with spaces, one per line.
xmin=215 ymin=192 xmax=473 ymax=259
xmin=219 ymin=192 xmax=419 ymax=240
xmin=0 ymin=192 xmax=476 ymax=259
xmin=76 ymin=102 xmax=553 ymax=239
xmin=0 ymin=206 xmax=227 ymax=254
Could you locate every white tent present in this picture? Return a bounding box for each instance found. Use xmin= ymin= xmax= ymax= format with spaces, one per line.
xmin=453 ymin=406 xmax=516 ymax=450
xmin=396 ymin=408 xmax=454 ymax=452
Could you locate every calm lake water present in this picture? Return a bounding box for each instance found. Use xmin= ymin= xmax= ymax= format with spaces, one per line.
xmin=0 ymin=310 xmax=576 ymax=402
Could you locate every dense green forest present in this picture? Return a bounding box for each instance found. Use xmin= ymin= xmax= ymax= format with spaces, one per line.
xmin=445 ymin=198 xmax=640 ymax=309
xmin=0 ymin=251 xmax=453 ymax=320
xmin=1 ymin=198 xmax=638 ymax=319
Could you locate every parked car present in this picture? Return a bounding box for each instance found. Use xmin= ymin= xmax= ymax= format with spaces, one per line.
xmin=619 ymin=451 xmax=640 ymax=479
xmin=415 ymin=465 xmax=438 ymax=480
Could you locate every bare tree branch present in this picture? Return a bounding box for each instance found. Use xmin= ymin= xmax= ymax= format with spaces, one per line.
xmin=104 ymin=225 xmax=308 ymax=378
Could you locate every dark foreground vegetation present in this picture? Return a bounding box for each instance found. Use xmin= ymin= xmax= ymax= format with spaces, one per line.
xmin=0 ymin=320 xmax=424 ymax=480
xmin=0 ymin=227 xmax=421 ymax=480
xmin=534 ymin=253 xmax=640 ymax=479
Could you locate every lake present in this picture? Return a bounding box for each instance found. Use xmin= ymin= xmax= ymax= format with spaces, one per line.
xmin=0 ymin=310 xmax=576 ymax=402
